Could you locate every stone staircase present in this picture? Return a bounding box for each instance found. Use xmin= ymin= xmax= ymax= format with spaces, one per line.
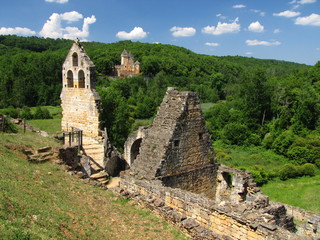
xmin=82 ymin=136 xmax=105 ymax=173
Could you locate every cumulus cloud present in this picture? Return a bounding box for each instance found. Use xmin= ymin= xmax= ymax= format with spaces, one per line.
xmin=45 ymin=0 xmax=68 ymax=3
xmin=0 ymin=27 xmax=36 ymax=36
xmin=246 ymin=39 xmax=281 ymax=46
xmin=205 ymin=42 xmax=220 ymax=47
xmin=202 ymin=18 xmax=240 ymax=35
xmin=273 ymin=28 xmax=281 ymax=33
xmin=273 ymin=10 xmax=301 ymax=18
xmin=170 ymin=26 xmax=196 ymax=37
xmin=295 ymin=13 xmax=320 ymax=26
xmin=60 ymin=11 xmax=83 ymax=23
xmin=116 ymin=27 xmax=148 ymax=40
xmin=39 ymin=11 xmax=96 ymax=40
xmin=245 ymin=52 xmax=253 ymax=55
xmin=233 ymin=4 xmax=246 ymax=8
xmin=248 ymin=21 xmax=264 ymax=32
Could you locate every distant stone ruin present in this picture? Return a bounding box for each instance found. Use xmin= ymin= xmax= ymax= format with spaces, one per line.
xmin=115 ymin=49 xmax=140 ymax=78
xmin=60 ymin=39 xmax=101 ymax=138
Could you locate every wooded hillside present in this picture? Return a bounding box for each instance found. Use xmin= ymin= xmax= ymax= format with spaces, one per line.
xmin=0 ymin=36 xmax=319 ymax=180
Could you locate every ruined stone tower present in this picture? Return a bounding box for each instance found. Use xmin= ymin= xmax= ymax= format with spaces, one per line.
xmin=60 ymin=39 xmax=101 ymax=137
xmin=128 ymin=87 xmax=218 ymax=198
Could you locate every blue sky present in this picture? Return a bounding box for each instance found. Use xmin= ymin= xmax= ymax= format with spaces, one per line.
xmin=0 ymin=0 xmax=319 ymax=65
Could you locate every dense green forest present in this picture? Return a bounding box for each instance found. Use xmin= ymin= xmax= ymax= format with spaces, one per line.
xmin=0 ymin=35 xmax=319 ymax=184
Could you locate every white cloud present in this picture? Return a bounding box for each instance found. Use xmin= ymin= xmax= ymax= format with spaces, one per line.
xmin=39 ymin=11 xmax=96 ymax=40
xmin=251 ymin=9 xmax=266 ymax=17
xmin=45 ymin=0 xmax=68 ymax=3
xmin=170 ymin=26 xmax=196 ymax=37
xmin=246 ymin=40 xmax=281 ymax=46
xmin=245 ymin=52 xmax=253 ymax=55
xmin=116 ymin=27 xmax=148 ymax=40
xmin=0 ymin=27 xmax=36 ymax=36
xmin=273 ymin=10 xmax=301 ymax=18
xmin=248 ymin=21 xmax=264 ymax=32
xmin=316 ymin=48 xmax=320 ymax=51
xmin=233 ymin=4 xmax=246 ymax=8
xmin=60 ymin=11 xmax=83 ymax=23
xmin=295 ymin=13 xmax=320 ymax=26
xmin=299 ymin=0 xmax=316 ymax=4
xmin=205 ymin=42 xmax=220 ymax=47
xmin=202 ymin=18 xmax=240 ymax=35
xmin=216 ymin=13 xmax=227 ymax=19
xmin=273 ymin=28 xmax=281 ymax=33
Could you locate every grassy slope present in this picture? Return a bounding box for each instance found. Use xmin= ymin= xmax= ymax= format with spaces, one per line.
xmin=0 ymin=128 xmax=189 ymax=240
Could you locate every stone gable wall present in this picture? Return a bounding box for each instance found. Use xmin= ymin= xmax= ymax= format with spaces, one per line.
xmin=61 ymin=41 xmax=101 ymax=137
xmin=130 ymin=87 xmax=216 ymax=182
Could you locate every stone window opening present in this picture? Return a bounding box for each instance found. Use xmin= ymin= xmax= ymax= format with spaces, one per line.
xmin=67 ymin=70 xmax=74 ymax=88
xmin=222 ymin=172 xmax=233 ymax=188
xmin=199 ymin=132 xmax=203 ymax=140
xmin=78 ymin=70 xmax=85 ymax=88
xmin=173 ymin=139 xmax=180 ymax=148
xmin=72 ymin=52 xmax=78 ymax=67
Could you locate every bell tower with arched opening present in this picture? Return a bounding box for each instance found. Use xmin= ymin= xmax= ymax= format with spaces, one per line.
xmin=60 ymin=38 xmax=101 ymax=137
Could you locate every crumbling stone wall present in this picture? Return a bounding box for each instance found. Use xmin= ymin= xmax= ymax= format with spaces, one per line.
xmin=215 ymin=165 xmax=259 ymax=203
xmin=120 ymin=173 xmax=303 ymax=240
xmin=123 ymin=126 xmax=148 ymax=166
xmin=60 ymin=39 xmax=101 ymax=137
xmin=129 ymin=87 xmax=218 ymax=198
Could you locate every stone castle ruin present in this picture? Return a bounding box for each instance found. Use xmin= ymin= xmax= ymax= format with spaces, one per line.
xmin=115 ymin=49 xmax=140 ymax=78
xmin=61 ymin=40 xmax=320 ymax=240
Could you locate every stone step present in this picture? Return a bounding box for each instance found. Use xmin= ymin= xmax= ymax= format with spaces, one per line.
xmin=90 ymin=171 xmax=109 ymax=180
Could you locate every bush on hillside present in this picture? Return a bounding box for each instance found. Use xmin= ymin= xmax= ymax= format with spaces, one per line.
xmin=20 ymin=106 xmax=33 ymax=120
xmin=271 ymin=130 xmax=296 ymax=156
xmin=34 ymin=107 xmax=52 ymax=119
xmin=0 ymin=106 xmax=19 ymax=118
xmin=221 ymin=122 xmax=250 ymax=145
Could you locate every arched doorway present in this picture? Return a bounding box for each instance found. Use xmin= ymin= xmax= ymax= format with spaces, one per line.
xmin=130 ymin=138 xmax=142 ymax=165
xmin=67 ymin=70 xmax=73 ymax=88
xmin=78 ymin=70 xmax=85 ymax=88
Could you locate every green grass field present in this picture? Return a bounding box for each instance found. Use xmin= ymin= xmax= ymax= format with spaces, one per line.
xmin=261 ymin=175 xmax=320 ymax=213
xmin=0 ymin=128 xmax=190 ymax=240
xmin=27 ymin=118 xmax=61 ymax=135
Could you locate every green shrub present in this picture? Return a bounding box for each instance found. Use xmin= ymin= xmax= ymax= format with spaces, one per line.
xmin=279 ymin=164 xmax=298 ymax=180
xmin=262 ymin=132 xmax=275 ymax=149
xmin=34 ymin=107 xmax=52 ymax=119
xmin=0 ymin=106 xmax=19 ymax=118
xmin=250 ymin=170 xmax=268 ymax=186
xmin=244 ymin=133 xmax=261 ymax=146
xmin=300 ymin=163 xmax=316 ymax=177
xmin=287 ymin=146 xmax=314 ymax=165
xmin=315 ymin=159 xmax=320 ymax=168
xmin=1 ymin=116 xmax=18 ymax=133
xmin=271 ymin=130 xmax=296 ymax=156
xmin=221 ymin=122 xmax=250 ymax=145
xmin=20 ymin=106 xmax=33 ymax=120
xmin=215 ymin=151 xmax=232 ymax=162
